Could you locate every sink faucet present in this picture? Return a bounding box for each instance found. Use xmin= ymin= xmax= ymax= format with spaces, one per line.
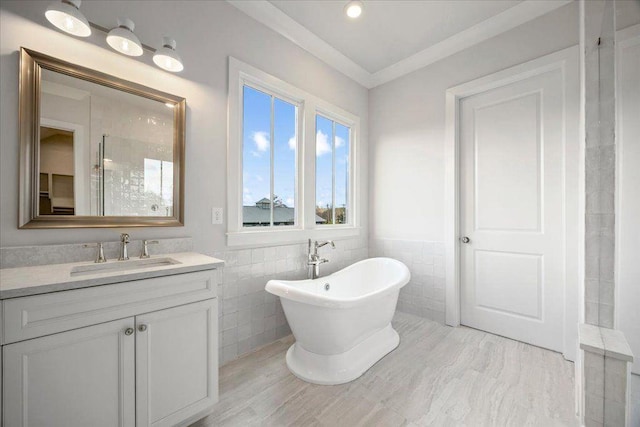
xmin=83 ymin=242 xmax=107 ymax=263
xmin=140 ymin=240 xmax=159 ymax=259
xmin=308 ymin=239 xmax=335 ymax=279
xmin=118 ymin=233 xmax=130 ymax=261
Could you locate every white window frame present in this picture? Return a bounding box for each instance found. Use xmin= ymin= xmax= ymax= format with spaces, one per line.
xmin=314 ymin=109 xmax=356 ymax=229
xmin=227 ymin=57 xmax=360 ymax=247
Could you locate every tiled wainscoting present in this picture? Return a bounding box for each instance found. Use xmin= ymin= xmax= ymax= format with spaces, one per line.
xmin=213 ymin=236 xmax=368 ymax=365
xmin=369 ymin=238 xmax=446 ymax=323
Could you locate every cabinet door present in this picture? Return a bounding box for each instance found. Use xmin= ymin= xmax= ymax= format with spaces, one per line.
xmin=136 ymin=298 xmax=218 ymax=427
xmin=3 ymin=318 xmax=135 ymax=427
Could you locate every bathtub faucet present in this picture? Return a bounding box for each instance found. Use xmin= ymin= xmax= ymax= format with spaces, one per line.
xmin=308 ymin=239 xmax=335 ymax=279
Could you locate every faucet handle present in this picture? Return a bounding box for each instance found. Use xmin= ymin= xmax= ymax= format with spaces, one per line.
xmin=140 ymin=240 xmax=159 ymax=259
xmin=84 ymin=242 xmax=107 ymax=263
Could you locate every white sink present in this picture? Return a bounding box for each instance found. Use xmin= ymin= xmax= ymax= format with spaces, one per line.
xmin=70 ymin=257 xmax=181 ymax=277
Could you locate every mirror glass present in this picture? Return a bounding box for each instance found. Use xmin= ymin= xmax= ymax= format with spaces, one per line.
xmin=18 ymin=48 xmax=185 ymax=228
xmin=39 ymin=69 xmax=175 ymax=217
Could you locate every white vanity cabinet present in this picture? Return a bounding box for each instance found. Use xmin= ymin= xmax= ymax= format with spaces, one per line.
xmin=135 ymin=299 xmax=217 ymax=427
xmin=3 ymin=317 xmax=137 ymax=427
xmin=1 ymin=267 xmax=220 ymax=427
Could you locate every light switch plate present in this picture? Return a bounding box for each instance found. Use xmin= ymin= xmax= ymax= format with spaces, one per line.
xmin=212 ymin=207 xmax=223 ymax=225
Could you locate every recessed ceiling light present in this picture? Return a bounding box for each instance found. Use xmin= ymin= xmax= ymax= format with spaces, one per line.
xmin=107 ymin=18 xmax=143 ymax=57
xmin=45 ymin=0 xmax=91 ymax=37
xmin=344 ymin=0 xmax=363 ymax=19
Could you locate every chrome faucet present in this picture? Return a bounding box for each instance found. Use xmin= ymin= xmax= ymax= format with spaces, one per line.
xmin=118 ymin=233 xmax=130 ymax=261
xmin=84 ymin=242 xmax=107 ymax=263
xmin=307 ymin=239 xmax=335 ymax=279
xmin=140 ymin=240 xmax=159 ymax=259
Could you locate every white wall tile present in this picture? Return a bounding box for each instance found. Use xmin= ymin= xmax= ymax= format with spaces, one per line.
xmin=216 ymin=236 xmax=368 ymax=366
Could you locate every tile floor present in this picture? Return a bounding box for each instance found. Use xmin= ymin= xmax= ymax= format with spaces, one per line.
xmin=193 ymin=312 xmax=577 ymax=426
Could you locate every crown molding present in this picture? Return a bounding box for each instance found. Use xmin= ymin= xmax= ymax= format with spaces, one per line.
xmin=226 ymin=0 xmax=372 ymax=87
xmin=227 ymin=0 xmax=573 ymax=89
xmin=370 ymin=0 xmax=573 ymax=87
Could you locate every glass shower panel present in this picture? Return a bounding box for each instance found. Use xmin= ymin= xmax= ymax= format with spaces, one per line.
xmin=95 ymin=135 xmax=173 ymax=216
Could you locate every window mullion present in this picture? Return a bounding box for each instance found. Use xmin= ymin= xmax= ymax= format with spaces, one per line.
xmin=270 ymin=95 xmax=275 ymax=227
xmin=331 ymin=120 xmax=336 ymax=225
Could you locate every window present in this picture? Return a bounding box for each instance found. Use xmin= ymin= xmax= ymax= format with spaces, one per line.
xmin=228 ymin=58 xmax=359 ymax=246
xmin=315 ymin=115 xmax=350 ymax=225
xmin=144 ymin=158 xmax=173 ymax=215
xmin=242 ymin=86 xmax=297 ymax=227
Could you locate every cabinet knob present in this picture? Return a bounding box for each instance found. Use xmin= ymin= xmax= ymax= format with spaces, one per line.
xmin=138 ymin=324 xmax=147 ymax=332
xmin=124 ymin=327 xmax=134 ymax=336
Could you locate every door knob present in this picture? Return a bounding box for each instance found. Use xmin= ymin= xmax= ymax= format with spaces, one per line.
xmin=124 ymin=327 xmax=134 ymax=336
xmin=461 ymin=236 xmax=470 ymax=243
xmin=138 ymin=324 xmax=147 ymax=332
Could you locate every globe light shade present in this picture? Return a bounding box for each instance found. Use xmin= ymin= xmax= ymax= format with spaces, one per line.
xmin=153 ymin=37 xmax=184 ymax=72
xmin=106 ymin=18 xmax=143 ymax=57
xmin=45 ymin=0 xmax=91 ymax=37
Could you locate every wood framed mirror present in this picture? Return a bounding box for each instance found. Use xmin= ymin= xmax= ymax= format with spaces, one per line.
xmin=18 ymin=48 xmax=186 ymax=228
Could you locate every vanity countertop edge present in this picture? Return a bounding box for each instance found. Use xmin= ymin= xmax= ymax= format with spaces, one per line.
xmin=0 ymin=252 xmax=225 ymax=299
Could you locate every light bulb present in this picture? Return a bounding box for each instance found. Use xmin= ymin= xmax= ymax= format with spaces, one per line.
xmin=106 ymin=18 xmax=143 ymax=57
xmin=45 ymin=0 xmax=91 ymax=37
xmin=153 ymin=37 xmax=184 ymax=72
xmin=344 ymin=0 xmax=363 ymax=18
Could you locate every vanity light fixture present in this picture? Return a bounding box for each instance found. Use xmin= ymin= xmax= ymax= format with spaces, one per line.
xmin=43 ymin=4 xmax=185 ymax=72
xmin=45 ymin=0 xmax=91 ymax=37
xmin=106 ymin=18 xmax=143 ymax=57
xmin=344 ymin=0 xmax=363 ymax=18
xmin=153 ymin=37 xmax=184 ymax=72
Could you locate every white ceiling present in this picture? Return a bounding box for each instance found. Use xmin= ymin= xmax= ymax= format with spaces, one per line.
xmin=269 ymin=0 xmax=522 ymax=74
xmin=228 ymin=0 xmax=573 ymax=87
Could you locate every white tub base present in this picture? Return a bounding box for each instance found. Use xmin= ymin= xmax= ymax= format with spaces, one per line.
xmin=285 ymin=324 xmax=399 ymax=385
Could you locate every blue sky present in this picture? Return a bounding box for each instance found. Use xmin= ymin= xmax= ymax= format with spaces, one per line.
xmin=242 ymin=85 xmax=349 ymax=211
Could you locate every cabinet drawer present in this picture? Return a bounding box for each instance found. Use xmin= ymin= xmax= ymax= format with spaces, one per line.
xmin=2 ymin=270 xmax=218 ymax=344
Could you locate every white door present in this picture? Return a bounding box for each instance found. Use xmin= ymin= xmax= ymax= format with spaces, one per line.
xmin=136 ymin=298 xmax=218 ymax=427
xmin=616 ymin=26 xmax=640 ymax=375
xmin=459 ymin=64 xmax=568 ymax=351
xmin=2 ymin=317 xmax=135 ymax=427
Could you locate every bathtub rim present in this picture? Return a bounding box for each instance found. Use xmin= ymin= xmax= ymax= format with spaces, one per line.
xmin=265 ymin=257 xmax=410 ymax=309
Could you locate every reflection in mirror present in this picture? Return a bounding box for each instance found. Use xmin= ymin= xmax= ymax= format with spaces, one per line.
xmin=39 ymin=127 xmax=75 ymax=215
xmin=39 ymin=69 xmax=174 ymax=217
xmin=19 ymin=49 xmax=185 ymax=228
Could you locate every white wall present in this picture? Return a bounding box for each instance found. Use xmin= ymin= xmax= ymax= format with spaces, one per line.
xmin=0 ymin=0 xmax=368 ymax=255
xmin=368 ymin=2 xmax=579 ymax=243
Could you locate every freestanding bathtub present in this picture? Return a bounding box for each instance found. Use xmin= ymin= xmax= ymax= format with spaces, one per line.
xmin=265 ymin=257 xmax=410 ymax=385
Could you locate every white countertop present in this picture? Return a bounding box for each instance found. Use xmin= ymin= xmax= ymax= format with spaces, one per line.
xmin=0 ymin=252 xmax=225 ymax=299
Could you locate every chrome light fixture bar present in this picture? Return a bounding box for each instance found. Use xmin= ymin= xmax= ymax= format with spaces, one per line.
xmin=106 ymin=18 xmax=143 ymax=57
xmin=45 ymin=0 xmax=91 ymax=37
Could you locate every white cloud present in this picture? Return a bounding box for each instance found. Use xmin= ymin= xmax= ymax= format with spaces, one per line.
xmin=316 ymin=130 xmax=331 ymax=156
xmin=253 ymin=131 xmax=269 ymax=152
xmin=286 ymin=197 xmax=294 ymax=206
xmin=288 ymin=135 xmax=296 ymax=150
xmin=336 ymin=136 xmax=345 ymax=148
xmin=255 ymin=175 xmax=264 ymax=182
